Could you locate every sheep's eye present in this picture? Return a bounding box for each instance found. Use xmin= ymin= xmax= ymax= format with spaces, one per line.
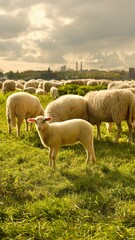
xmin=42 ymin=119 xmax=46 ymax=124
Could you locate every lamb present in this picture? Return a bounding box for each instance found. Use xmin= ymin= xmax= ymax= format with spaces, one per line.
xmin=6 ymin=92 xmax=44 ymax=137
xmin=84 ymin=89 xmax=135 ymax=143
xmin=27 ymin=116 xmax=96 ymax=168
xmin=44 ymin=94 xmax=88 ymax=122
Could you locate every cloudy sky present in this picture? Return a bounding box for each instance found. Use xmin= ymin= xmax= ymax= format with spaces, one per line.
xmin=0 ymin=0 xmax=135 ymax=73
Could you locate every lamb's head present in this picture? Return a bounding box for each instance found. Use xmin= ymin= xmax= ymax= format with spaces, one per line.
xmin=27 ymin=116 xmax=52 ymax=131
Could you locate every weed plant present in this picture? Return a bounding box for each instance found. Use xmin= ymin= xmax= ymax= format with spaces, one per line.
xmin=0 ymin=91 xmax=135 ymax=239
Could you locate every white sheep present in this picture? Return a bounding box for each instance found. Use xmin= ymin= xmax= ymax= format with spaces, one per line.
xmin=44 ymin=94 xmax=88 ymax=122
xmin=23 ymin=87 xmax=36 ymax=94
xmin=24 ymin=79 xmax=38 ymax=89
xmin=6 ymin=92 xmax=44 ymax=137
xmin=36 ymin=88 xmax=45 ymax=95
xmin=84 ymin=89 xmax=135 ymax=143
xmin=2 ymin=80 xmax=16 ymax=93
xmin=50 ymin=86 xmax=59 ymax=99
xmin=27 ymin=116 xmax=96 ymax=168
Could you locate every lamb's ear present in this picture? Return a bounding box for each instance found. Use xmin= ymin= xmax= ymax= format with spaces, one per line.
xmin=45 ymin=117 xmax=52 ymax=122
xmin=27 ymin=118 xmax=35 ymax=123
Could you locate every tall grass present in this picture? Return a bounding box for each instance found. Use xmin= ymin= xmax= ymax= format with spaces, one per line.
xmin=0 ymin=91 xmax=135 ymax=240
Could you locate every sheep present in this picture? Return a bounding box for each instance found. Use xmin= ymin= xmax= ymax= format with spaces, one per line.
xmin=24 ymin=79 xmax=38 ymax=89
xmin=2 ymin=80 xmax=16 ymax=93
xmin=15 ymin=83 xmax=24 ymax=90
xmin=84 ymin=89 xmax=135 ymax=143
xmin=23 ymin=87 xmax=36 ymax=94
xmin=50 ymin=86 xmax=59 ymax=99
xmin=87 ymin=79 xmax=99 ymax=86
xmin=43 ymin=81 xmax=54 ymax=93
xmin=27 ymin=116 xmax=96 ymax=168
xmin=64 ymin=79 xmax=85 ymax=86
xmin=43 ymin=81 xmax=62 ymax=93
xmin=36 ymin=88 xmax=45 ymax=95
xmin=107 ymin=81 xmax=124 ymax=90
xmin=6 ymin=92 xmax=44 ymax=137
xmin=44 ymin=94 xmax=88 ymax=122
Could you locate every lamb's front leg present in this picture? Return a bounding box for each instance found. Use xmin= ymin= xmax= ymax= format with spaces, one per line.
xmin=49 ymin=146 xmax=59 ymax=168
xmin=49 ymin=148 xmax=53 ymax=167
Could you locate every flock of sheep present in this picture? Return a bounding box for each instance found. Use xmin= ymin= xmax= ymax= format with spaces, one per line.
xmin=2 ymin=77 xmax=135 ymax=168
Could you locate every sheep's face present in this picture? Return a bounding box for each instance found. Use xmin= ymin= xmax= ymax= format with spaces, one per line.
xmin=35 ymin=118 xmax=46 ymax=131
xmin=27 ymin=116 xmax=52 ymax=131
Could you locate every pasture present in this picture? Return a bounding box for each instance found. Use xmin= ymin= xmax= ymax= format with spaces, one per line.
xmin=0 ymin=91 xmax=135 ymax=240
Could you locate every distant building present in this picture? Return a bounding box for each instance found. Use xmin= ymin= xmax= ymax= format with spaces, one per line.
xmin=60 ymin=65 xmax=66 ymax=71
xmin=76 ymin=62 xmax=78 ymax=71
xmin=80 ymin=62 xmax=82 ymax=71
xmin=129 ymin=68 xmax=135 ymax=79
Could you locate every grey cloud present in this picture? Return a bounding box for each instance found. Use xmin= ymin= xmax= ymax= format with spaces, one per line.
xmin=0 ymin=13 xmax=29 ymax=39
xmin=0 ymin=0 xmax=43 ymax=10
xmin=0 ymin=40 xmax=23 ymax=59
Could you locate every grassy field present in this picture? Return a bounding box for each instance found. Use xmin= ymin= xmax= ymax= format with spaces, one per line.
xmin=0 ymin=91 xmax=135 ymax=240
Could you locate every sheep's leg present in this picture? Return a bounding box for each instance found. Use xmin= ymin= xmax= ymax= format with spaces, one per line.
xmin=115 ymin=123 xmax=122 ymax=143
xmin=49 ymin=148 xmax=53 ymax=167
xmin=8 ymin=125 xmax=11 ymax=134
xmin=51 ymin=147 xmax=59 ymax=168
xmin=7 ymin=117 xmax=11 ymax=134
xmin=25 ymin=119 xmax=29 ymax=132
xmin=86 ymin=146 xmax=96 ymax=164
xmin=97 ymin=123 xmax=101 ymax=140
xmin=127 ymin=121 xmax=132 ymax=143
xmin=82 ymin=141 xmax=96 ymax=164
xmin=106 ymin=122 xmax=113 ymax=133
xmin=29 ymin=122 xmax=33 ymax=132
xmin=25 ymin=119 xmax=33 ymax=132
xmin=49 ymin=147 xmax=59 ymax=168
xmin=17 ymin=118 xmax=23 ymax=137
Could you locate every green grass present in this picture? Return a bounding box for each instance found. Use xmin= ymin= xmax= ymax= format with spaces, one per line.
xmin=0 ymin=92 xmax=135 ymax=239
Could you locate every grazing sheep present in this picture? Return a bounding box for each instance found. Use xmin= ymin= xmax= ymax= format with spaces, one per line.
xmin=24 ymin=79 xmax=38 ymax=89
xmin=87 ymin=79 xmax=99 ymax=86
xmin=44 ymin=94 xmax=88 ymax=122
xmin=6 ymin=92 xmax=44 ymax=137
xmin=27 ymin=116 xmax=96 ymax=168
xmin=36 ymin=88 xmax=45 ymax=95
xmin=23 ymin=87 xmax=36 ymax=94
xmin=2 ymin=80 xmax=16 ymax=93
xmin=107 ymin=81 xmax=124 ymax=90
xmin=50 ymin=86 xmax=59 ymax=99
xmin=64 ymin=79 xmax=85 ymax=86
xmin=15 ymin=83 xmax=24 ymax=90
xmin=43 ymin=81 xmax=62 ymax=93
xmin=84 ymin=89 xmax=135 ymax=143
xmin=43 ymin=81 xmax=54 ymax=93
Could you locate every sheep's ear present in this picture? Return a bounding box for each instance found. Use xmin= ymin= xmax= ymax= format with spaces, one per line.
xmin=45 ymin=117 xmax=52 ymax=122
xmin=27 ymin=118 xmax=35 ymax=123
